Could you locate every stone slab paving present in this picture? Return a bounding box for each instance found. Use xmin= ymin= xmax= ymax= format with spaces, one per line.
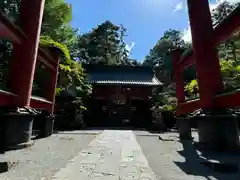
xmin=0 ymin=132 xmax=97 ymax=180
xmin=1 ymin=130 xmax=240 ymax=180
xmin=136 ymin=131 xmax=240 ymax=180
xmin=52 ymin=130 xmax=158 ymax=180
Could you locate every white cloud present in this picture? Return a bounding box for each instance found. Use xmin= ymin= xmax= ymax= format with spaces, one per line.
xmin=182 ymin=25 xmax=192 ymax=43
xmin=125 ymin=42 xmax=135 ymax=53
xmin=182 ymin=0 xmax=240 ymax=43
xmin=173 ymin=2 xmax=183 ymax=12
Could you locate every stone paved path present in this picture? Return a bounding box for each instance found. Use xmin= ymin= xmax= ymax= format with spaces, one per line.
xmin=1 ymin=130 xmax=240 ymax=180
xmin=52 ymin=130 xmax=158 ymax=180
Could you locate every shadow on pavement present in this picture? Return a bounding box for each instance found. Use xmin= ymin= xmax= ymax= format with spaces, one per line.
xmin=0 ymin=162 xmax=8 ymax=173
xmin=174 ymin=140 xmax=240 ymax=180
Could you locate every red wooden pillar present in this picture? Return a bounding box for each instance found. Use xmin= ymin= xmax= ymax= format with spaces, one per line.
xmin=8 ymin=0 xmax=45 ymax=106
xmin=186 ymin=0 xmax=223 ymax=108
xmin=173 ymin=49 xmax=185 ymax=104
xmin=45 ymin=51 xmax=60 ymax=113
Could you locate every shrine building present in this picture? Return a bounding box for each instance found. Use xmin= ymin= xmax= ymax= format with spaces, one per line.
xmin=84 ymin=64 xmax=162 ymax=127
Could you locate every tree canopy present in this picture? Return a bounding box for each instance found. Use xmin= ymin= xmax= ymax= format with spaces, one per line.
xmin=0 ymin=0 xmax=239 ymax=114
xmin=143 ymin=1 xmax=240 ymax=110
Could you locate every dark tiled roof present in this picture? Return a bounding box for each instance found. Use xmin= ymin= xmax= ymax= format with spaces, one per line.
xmin=85 ymin=65 xmax=162 ymax=86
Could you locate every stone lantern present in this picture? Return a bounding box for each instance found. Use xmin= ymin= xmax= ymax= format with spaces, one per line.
xmin=151 ymin=105 xmax=166 ymax=130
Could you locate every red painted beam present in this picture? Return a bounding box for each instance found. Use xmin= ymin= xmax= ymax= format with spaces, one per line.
xmin=177 ymin=90 xmax=240 ymax=115
xmin=0 ymin=11 xmax=57 ymax=71
xmin=213 ymin=90 xmax=240 ymax=108
xmin=177 ymin=98 xmax=201 ymax=116
xmin=37 ymin=56 xmax=56 ymax=72
xmin=177 ymin=51 xmax=194 ymax=72
xmin=0 ymin=90 xmax=54 ymax=112
xmin=0 ymin=92 xmax=53 ymax=112
xmin=0 ymin=11 xmax=26 ymax=43
xmin=45 ymin=51 xmax=60 ymax=113
xmin=214 ymin=6 xmax=240 ymax=45
xmin=0 ymin=90 xmax=17 ymax=106
xmin=38 ymin=48 xmax=58 ymax=67
xmin=0 ymin=11 xmax=57 ymax=73
xmin=177 ymin=7 xmax=240 ymax=72
xmin=30 ymin=96 xmax=53 ymax=113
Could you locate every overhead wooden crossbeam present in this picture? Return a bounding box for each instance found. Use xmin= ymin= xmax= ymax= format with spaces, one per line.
xmin=0 ymin=10 xmax=26 ymax=43
xmin=177 ymin=6 xmax=240 ymax=72
xmin=177 ymin=90 xmax=240 ymax=115
xmin=0 ymin=89 xmax=17 ymax=106
xmin=0 ymin=9 xmax=58 ymax=73
xmin=39 ymin=48 xmax=58 ymax=67
xmin=38 ymin=48 xmax=58 ymax=72
xmin=30 ymin=96 xmax=53 ymax=112
xmin=214 ymin=5 xmax=240 ymax=45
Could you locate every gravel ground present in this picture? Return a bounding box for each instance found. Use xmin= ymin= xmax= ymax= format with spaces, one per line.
xmin=0 ymin=131 xmax=99 ymax=180
xmin=135 ymin=131 xmax=240 ymax=180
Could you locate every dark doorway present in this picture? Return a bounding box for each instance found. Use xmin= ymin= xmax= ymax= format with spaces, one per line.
xmin=85 ymin=98 xmax=152 ymax=128
xmin=131 ymin=100 xmax=152 ymax=128
xmin=109 ymin=103 xmax=131 ymax=126
xmin=86 ymin=99 xmax=108 ymax=126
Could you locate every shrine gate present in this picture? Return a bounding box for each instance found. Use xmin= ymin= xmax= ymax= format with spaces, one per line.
xmin=0 ymin=0 xmax=60 ymax=151
xmin=173 ymin=0 xmax=240 ymax=151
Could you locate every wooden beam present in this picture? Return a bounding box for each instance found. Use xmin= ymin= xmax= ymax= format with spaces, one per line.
xmin=0 ymin=89 xmax=17 ymax=106
xmin=38 ymin=48 xmax=58 ymax=67
xmin=0 ymin=10 xmax=26 ymax=43
xmin=213 ymin=90 xmax=240 ymax=108
xmin=177 ymin=90 xmax=240 ymax=116
xmin=30 ymin=96 xmax=52 ymax=113
xmin=8 ymin=0 xmax=46 ymax=107
xmin=177 ymin=7 xmax=240 ymax=72
xmin=214 ymin=6 xmax=240 ymax=45
xmin=177 ymin=98 xmax=201 ymax=116
xmin=177 ymin=51 xmax=194 ymax=71
xmin=37 ymin=55 xmax=56 ymax=72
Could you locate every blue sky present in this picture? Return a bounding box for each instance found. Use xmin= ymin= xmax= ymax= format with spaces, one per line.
xmin=65 ymin=0 xmax=236 ymax=61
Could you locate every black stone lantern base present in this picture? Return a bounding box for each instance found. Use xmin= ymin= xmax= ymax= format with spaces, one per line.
xmin=197 ymin=113 xmax=239 ymax=152
xmin=0 ymin=107 xmax=36 ymax=152
xmin=34 ymin=111 xmax=55 ymax=138
xmin=176 ymin=116 xmax=193 ymax=141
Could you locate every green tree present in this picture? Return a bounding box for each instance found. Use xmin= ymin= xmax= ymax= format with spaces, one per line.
xmin=143 ymin=29 xmax=187 ymax=109
xmin=212 ymin=2 xmax=240 ymax=62
xmin=161 ymin=29 xmax=185 ymax=48
xmin=77 ymin=21 xmax=131 ymax=65
xmin=118 ymin=24 xmax=130 ymax=64
xmin=0 ymin=0 xmax=90 ymax=103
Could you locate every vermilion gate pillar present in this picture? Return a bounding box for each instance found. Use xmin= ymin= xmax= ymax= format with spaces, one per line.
xmin=175 ymin=0 xmax=240 ymax=150
xmin=173 ymin=49 xmax=185 ymax=104
xmin=8 ymin=0 xmax=45 ymax=107
xmin=187 ymin=0 xmax=224 ymax=108
xmin=45 ymin=51 xmax=60 ymax=113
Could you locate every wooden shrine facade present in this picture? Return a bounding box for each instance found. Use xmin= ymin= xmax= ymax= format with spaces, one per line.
xmin=84 ymin=65 xmax=162 ymax=127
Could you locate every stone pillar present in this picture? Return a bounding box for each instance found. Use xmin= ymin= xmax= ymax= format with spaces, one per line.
xmin=186 ymin=0 xmax=223 ymax=108
xmin=197 ymin=112 xmax=240 ymax=152
xmin=176 ymin=116 xmax=192 ymax=141
xmin=151 ymin=106 xmax=166 ymax=131
xmin=8 ymin=0 xmax=45 ymax=106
